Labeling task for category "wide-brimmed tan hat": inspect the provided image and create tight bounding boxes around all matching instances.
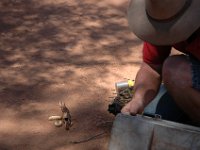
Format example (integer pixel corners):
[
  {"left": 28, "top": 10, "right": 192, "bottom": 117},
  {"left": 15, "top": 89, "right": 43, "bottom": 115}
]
[{"left": 128, "top": 0, "right": 200, "bottom": 45}]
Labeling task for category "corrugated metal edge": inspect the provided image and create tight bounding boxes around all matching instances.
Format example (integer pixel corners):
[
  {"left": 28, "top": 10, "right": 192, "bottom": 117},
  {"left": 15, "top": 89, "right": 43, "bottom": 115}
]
[
  {"left": 109, "top": 114, "right": 200, "bottom": 150},
  {"left": 118, "top": 113, "right": 200, "bottom": 132}
]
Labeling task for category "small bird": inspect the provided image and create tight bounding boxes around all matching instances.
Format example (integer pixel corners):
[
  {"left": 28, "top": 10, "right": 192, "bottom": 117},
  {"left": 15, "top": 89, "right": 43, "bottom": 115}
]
[
  {"left": 59, "top": 101, "right": 72, "bottom": 130},
  {"left": 48, "top": 101, "right": 72, "bottom": 130}
]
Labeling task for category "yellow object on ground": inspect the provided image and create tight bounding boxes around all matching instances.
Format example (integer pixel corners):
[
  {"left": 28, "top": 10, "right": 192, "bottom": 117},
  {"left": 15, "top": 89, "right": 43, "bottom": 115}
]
[{"left": 128, "top": 80, "right": 134, "bottom": 87}]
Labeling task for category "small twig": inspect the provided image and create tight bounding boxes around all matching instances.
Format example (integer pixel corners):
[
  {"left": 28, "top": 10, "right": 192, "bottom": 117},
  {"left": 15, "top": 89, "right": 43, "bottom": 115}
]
[
  {"left": 96, "top": 121, "right": 113, "bottom": 126},
  {"left": 101, "top": 121, "right": 113, "bottom": 124},
  {"left": 70, "top": 132, "right": 106, "bottom": 144}
]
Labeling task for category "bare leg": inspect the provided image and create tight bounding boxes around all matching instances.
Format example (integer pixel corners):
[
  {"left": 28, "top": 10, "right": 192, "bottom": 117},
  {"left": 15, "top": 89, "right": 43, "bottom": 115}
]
[{"left": 162, "top": 55, "right": 200, "bottom": 123}]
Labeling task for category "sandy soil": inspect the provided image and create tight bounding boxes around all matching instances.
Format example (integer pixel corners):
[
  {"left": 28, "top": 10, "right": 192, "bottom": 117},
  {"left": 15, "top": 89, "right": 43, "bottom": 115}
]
[{"left": 0, "top": 0, "right": 143, "bottom": 149}]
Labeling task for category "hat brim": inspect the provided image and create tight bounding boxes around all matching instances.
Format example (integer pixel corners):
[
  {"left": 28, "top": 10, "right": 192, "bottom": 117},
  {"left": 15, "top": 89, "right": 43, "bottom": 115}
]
[{"left": 128, "top": 0, "right": 200, "bottom": 45}]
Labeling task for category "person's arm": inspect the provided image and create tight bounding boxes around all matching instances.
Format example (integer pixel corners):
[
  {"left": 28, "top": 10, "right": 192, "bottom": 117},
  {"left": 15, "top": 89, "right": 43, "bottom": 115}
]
[
  {"left": 121, "top": 42, "right": 171, "bottom": 115},
  {"left": 121, "top": 62, "right": 162, "bottom": 115}
]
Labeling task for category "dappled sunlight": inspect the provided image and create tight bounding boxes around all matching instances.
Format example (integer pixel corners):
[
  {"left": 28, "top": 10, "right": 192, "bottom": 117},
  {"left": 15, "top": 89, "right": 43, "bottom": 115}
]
[{"left": 0, "top": 0, "right": 142, "bottom": 149}]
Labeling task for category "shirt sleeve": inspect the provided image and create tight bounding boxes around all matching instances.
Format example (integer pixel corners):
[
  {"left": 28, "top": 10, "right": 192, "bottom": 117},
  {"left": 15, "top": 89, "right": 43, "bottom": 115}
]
[
  {"left": 186, "top": 33, "right": 200, "bottom": 60},
  {"left": 143, "top": 42, "right": 171, "bottom": 65}
]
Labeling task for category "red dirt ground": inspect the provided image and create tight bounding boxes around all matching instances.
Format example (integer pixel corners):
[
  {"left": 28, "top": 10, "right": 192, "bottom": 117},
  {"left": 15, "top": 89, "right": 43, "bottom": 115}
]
[{"left": 0, "top": 0, "right": 143, "bottom": 149}]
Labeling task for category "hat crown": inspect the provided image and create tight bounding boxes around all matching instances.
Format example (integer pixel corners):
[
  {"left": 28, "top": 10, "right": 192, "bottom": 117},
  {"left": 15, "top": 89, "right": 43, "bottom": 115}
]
[{"left": 145, "top": 0, "right": 187, "bottom": 20}]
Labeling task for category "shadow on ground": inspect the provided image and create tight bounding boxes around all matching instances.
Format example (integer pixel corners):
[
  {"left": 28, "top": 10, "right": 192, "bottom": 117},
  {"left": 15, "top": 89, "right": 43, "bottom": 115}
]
[{"left": 0, "top": 0, "right": 142, "bottom": 149}]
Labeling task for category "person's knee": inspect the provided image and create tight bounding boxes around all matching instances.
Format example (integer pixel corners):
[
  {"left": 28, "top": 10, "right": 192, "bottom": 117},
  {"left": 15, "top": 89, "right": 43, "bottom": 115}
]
[{"left": 162, "top": 55, "right": 192, "bottom": 88}]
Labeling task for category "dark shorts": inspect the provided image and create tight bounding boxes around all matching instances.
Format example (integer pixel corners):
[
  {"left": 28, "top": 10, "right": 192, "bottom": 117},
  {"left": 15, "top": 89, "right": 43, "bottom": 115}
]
[
  {"left": 189, "top": 55, "right": 200, "bottom": 91},
  {"left": 145, "top": 91, "right": 199, "bottom": 126}
]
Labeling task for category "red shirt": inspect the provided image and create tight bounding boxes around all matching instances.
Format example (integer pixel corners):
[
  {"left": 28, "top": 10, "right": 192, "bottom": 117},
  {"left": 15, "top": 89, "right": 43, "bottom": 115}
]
[{"left": 143, "top": 31, "right": 200, "bottom": 65}]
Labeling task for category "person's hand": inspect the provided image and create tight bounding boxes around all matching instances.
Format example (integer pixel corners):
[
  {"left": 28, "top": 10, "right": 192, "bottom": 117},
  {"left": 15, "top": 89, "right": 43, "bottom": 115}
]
[{"left": 121, "top": 99, "right": 144, "bottom": 115}]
